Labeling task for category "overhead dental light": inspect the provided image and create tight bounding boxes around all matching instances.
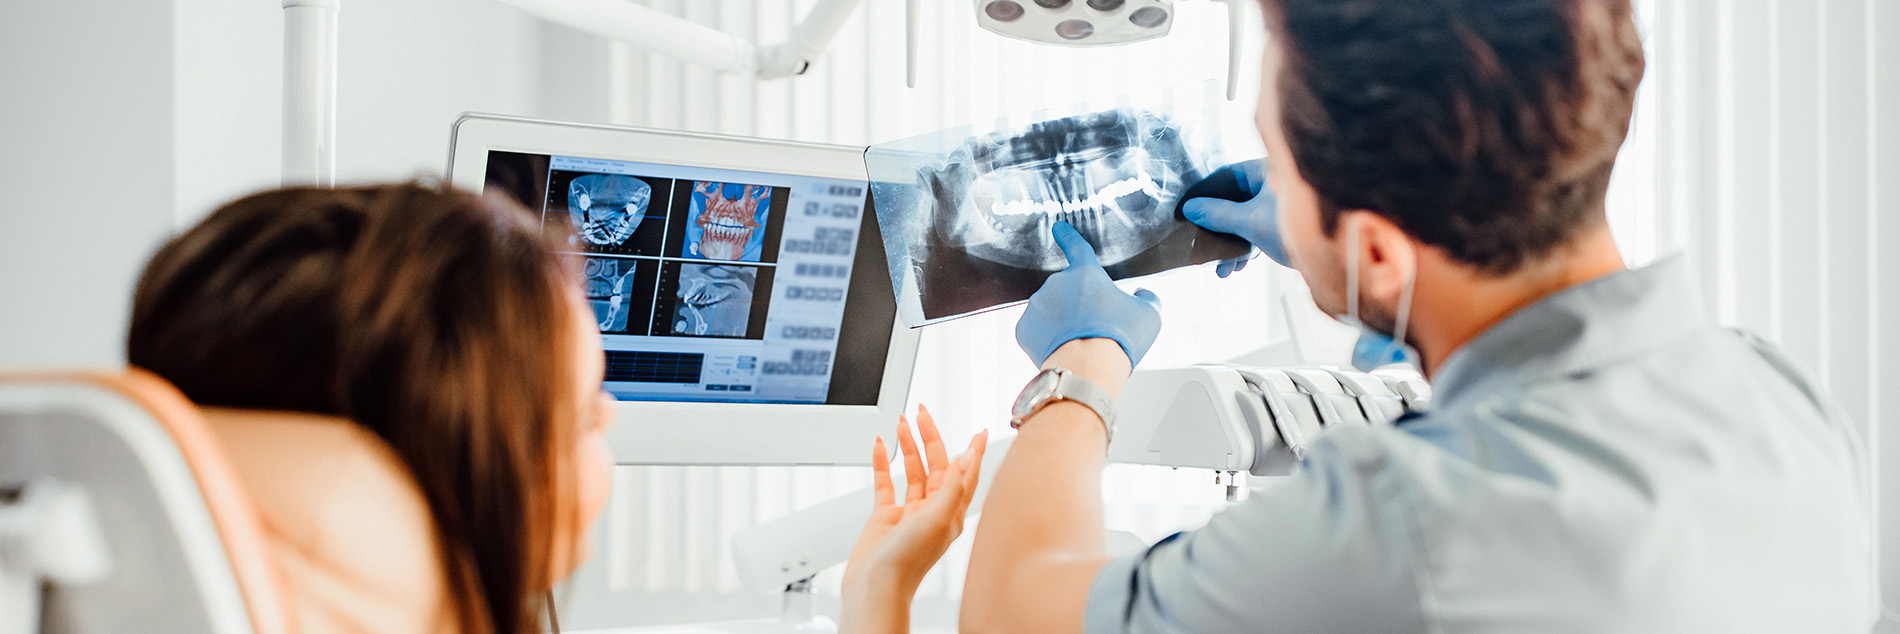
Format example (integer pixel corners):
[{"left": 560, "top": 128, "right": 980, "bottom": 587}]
[
  {"left": 908, "top": 0, "right": 1211, "bottom": 92},
  {"left": 975, "top": 0, "right": 1179, "bottom": 46},
  {"left": 954, "top": 0, "right": 1249, "bottom": 99}
]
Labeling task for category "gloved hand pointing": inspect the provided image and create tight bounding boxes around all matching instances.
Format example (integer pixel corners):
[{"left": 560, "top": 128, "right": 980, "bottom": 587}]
[
  {"left": 1015, "top": 222, "right": 1163, "bottom": 368},
  {"left": 1180, "top": 159, "right": 1290, "bottom": 277}
]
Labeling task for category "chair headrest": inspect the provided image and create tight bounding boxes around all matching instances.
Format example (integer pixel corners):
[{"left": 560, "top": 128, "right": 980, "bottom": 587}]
[{"left": 0, "top": 369, "right": 290, "bottom": 634}]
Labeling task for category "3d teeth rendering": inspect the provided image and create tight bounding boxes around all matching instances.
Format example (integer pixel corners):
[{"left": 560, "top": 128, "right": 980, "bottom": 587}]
[{"left": 693, "top": 181, "right": 768, "bottom": 260}]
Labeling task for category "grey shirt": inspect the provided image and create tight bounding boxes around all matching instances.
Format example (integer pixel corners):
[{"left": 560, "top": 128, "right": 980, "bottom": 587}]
[{"left": 1086, "top": 258, "right": 1875, "bottom": 633}]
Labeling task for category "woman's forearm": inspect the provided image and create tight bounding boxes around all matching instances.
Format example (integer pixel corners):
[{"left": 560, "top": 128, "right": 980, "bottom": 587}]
[{"left": 840, "top": 567, "right": 912, "bottom": 634}]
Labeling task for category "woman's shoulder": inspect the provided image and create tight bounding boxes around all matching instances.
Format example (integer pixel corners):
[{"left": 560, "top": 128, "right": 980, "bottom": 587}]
[{"left": 203, "top": 408, "right": 457, "bottom": 634}]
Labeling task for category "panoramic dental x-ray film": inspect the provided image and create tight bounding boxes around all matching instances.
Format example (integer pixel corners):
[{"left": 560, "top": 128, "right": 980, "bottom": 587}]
[{"left": 869, "top": 107, "right": 1249, "bottom": 326}]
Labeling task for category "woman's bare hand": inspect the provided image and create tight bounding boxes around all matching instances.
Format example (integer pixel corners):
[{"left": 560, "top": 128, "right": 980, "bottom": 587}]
[{"left": 840, "top": 405, "right": 987, "bottom": 634}]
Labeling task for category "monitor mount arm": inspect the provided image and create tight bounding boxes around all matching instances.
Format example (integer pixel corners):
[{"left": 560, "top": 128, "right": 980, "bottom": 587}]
[{"left": 279, "top": 0, "right": 868, "bottom": 186}]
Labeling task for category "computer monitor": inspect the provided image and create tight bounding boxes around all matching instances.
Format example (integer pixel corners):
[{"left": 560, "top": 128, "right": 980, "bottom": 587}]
[{"left": 448, "top": 114, "right": 920, "bottom": 465}]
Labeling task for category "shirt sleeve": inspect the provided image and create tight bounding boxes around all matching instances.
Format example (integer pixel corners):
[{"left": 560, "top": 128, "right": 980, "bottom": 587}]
[{"left": 1083, "top": 428, "right": 1433, "bottom": 634}]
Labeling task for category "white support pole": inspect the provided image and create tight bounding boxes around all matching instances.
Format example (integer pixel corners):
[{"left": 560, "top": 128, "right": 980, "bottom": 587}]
[
  {"left": 1224, "top": 0, "right": 1244, "bottom": 101},
  {"left": 283, "top": 0, "right": 339, "bottom": 186},
  {"left": 906, "top": 0, "right": 920, "bottom": 88},
  {"left": 0, "top": 564, "right": 31, "bottom": 634}
]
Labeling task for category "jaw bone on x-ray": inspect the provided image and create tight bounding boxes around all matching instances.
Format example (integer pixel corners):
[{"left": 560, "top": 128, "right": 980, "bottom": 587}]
[
  {"left": 673, "top": 263, "right": 757, "bottom": 337},
  {"left": 568, "top": 174, "right": 652, "bottom": 248},
  {"left": 869, "top": 107, "right": 1250, "bottom": 325},
  {"left": 932, "top": 110, "right": 1187, "bottom": 271}
]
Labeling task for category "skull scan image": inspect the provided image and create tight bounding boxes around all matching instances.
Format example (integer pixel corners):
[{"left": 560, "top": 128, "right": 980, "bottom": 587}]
[
  {"left": 924, "top": 110, "right": 1200, "bottom": 271},
  {"left": 568, "top": 174, "right": 651, "bottom": 248},
  {"left": 584, "top": 257, "right": 642, "bottom": 334},
  {"left": 672, "top": 263, "right": 756, "bottom": 337},
  {"left": 689, "top": 181, "right": 770, "bottom": 261}
]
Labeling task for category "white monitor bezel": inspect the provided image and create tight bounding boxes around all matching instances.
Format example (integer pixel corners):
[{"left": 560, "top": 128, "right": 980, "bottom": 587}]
[{"left": 448, "top": 113, "right": 919, "bottom": 466}]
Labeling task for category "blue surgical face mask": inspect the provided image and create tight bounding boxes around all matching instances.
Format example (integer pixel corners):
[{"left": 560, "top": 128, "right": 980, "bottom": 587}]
[{"left": 1338, "top": 227, "right": 1418, "bottom": 372}]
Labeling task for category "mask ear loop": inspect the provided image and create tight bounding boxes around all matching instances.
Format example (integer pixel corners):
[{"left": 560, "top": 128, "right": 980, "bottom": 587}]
[
  {"left": 1391, "top": 258, "right": 1416, "bottom": 356},
  {"left": 1346, "top": 216, "right": 1418, "bottom": 362},
  {"left": 1345, "top": 220, "right": 1361, "bottom": 325}
]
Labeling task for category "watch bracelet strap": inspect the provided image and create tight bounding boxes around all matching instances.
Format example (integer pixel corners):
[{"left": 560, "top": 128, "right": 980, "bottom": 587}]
[
  {"left": 1023, "top": 369, "right": 1114, "bottom": 451},
  {"left": 1056, "top": 371, "right": 1116, "bottom": 431}
]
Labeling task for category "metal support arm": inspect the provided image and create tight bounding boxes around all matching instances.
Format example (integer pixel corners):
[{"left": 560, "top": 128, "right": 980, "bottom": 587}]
[{"left": 491, "top": 0, "right": 866, "bottom": 79}]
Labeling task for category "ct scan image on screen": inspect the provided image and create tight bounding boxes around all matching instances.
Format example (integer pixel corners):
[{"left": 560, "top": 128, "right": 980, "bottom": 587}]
[
  {"left": 682, "top": 181, "right": 773, "bottom": 261},
  {"left": 583, "top": 256, "right": 659, "bottom": 335},
  {"left": 548, "top": 172, "right": 671, "bottom": 257},
  {"left": 482, "top": 151, "right": 879, "bottom": 405}
]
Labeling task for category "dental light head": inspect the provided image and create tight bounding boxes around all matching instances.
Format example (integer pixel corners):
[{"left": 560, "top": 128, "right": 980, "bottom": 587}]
[
  {"left": 975, "top": 0, "right": 1176, "bottom": 46},
  {"left": 951, "top": 0, "right": 1250, "bottom": 99}
]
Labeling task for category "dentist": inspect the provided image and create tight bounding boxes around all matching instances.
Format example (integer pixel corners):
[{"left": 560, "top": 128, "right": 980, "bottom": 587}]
[{"left": 957, "top": 0, "right": 1874, "bottom": 632}]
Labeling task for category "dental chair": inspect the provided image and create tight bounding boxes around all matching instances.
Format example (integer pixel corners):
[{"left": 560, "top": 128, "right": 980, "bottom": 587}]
[
  {"left": 2, "top": 370, "right": 455, "bottom": 634},
  {"left": 0, "top": 370, "right": 289, "bottom": 634}
]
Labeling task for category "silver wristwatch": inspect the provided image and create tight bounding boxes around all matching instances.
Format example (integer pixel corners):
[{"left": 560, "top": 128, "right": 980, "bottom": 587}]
[{"left": 1009, "top": 367, "right": 1116, "bottom": 447}]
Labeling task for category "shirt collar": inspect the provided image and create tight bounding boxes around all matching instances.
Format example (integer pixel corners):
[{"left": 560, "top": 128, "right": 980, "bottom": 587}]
[{"left": 1426, "top": 255, "right": 1708, "bottom": 413}]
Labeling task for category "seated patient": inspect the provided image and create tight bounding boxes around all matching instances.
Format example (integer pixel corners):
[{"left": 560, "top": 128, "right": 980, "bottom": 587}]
[{"left": 125, "top": 183, "right": 980, "bottom": 634}]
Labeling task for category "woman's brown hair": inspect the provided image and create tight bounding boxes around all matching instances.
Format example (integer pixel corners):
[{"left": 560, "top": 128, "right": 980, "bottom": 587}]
[{"left": 128, "top": 183, "right": 583, "bottom": 634}]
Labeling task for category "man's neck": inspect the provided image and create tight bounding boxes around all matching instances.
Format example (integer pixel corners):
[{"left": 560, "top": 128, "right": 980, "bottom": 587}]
[{"left": 1409, "top": 225, "right": 1627, "bottom": 379}]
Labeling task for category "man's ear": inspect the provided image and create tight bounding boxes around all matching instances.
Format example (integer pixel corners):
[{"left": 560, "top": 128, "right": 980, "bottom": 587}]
[{"left": 1341, "top": 210, "right": 1417, "bottom": 307}]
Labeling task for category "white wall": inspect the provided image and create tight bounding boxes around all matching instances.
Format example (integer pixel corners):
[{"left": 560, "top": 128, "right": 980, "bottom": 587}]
[
  {"left": 173, "top": 0, "right": 282, "bottom": 227},
  {"left": 0, "top": 1, "right": 178, "bottom": 367},
  {"left": 0, "top": 0, "right": 564, "bottom": 368},
  {"left": 171, "top": 0, "right": 556, "bottom": 225}
]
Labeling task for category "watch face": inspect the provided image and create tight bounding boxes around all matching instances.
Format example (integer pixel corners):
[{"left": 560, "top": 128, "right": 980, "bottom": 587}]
[{"left": 1012, "top": 369, "right": 1063, "bottom": 418}]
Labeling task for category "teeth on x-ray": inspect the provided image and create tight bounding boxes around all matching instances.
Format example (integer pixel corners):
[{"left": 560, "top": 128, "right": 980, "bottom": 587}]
[
  {"left": 569, "top": 174, "right": 651, "bottom": 247},
  {"left": 986, "top": 173, "right": 1163, "bottom": 219},
  {"left": 924, "top": 109, "right": 1198, "bottom": 271}
]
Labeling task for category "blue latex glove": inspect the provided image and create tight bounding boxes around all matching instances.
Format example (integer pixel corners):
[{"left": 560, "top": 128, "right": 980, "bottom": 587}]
[
  {"left": 1180, "top": 159, "right": 1290, "bottom": 277},
  {"left": 1015, "top": 221, "right": 1164, "bottom": 368}
]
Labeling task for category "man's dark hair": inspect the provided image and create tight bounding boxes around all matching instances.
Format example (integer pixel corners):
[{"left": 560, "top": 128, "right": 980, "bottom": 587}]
[{"left": 1259, "top": 0, "right": 1645, "bottom": 274}]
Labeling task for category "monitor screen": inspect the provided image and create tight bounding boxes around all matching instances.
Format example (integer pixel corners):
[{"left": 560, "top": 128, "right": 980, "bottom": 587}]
[{"left": 481, "top": 150, "right": 894, "bottom": 406}]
